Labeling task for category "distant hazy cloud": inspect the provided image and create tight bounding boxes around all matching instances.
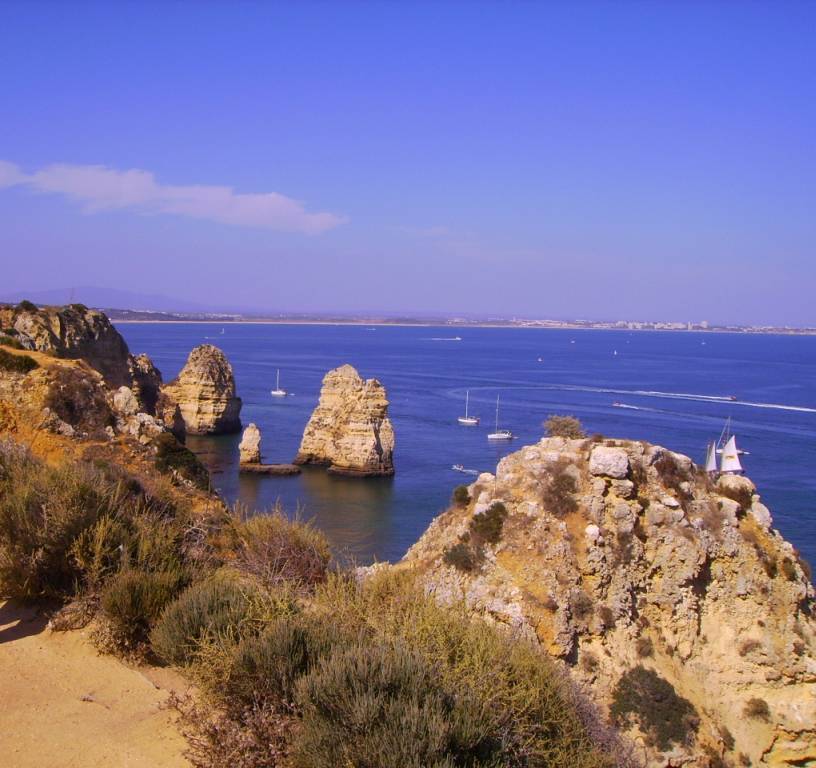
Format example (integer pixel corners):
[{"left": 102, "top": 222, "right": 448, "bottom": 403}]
[{"left": 0, "top": 160, "right": 347, "bottom": 234}]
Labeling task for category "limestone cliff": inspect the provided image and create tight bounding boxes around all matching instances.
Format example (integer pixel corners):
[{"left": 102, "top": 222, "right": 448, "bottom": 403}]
[
  {"left": 402, "top": 437, "right": 815, "bottom": 767},
  {"left": 294, "top": 364, "right": 394, "bottom": 476},
  {"left": 0, "top": 303, "right": 133, "bottom": 388},
  {"left": 161, "top": 344, "right": 241, "bottom": 435}
]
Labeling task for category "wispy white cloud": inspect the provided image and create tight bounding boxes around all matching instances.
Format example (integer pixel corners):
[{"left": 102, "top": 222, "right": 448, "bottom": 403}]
[{"left": 0, "top": 160, "right": 347, "bottom": 234}]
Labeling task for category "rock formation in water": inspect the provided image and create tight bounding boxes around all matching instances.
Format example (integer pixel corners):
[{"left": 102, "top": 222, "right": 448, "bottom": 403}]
[
  {"left": 294, "top": 364, "right": 394, "bottom": 476},
  {"left": 0, "top": 303, "right": 133, "bottom": 387},
  {"left": 401, "top": 437, "right": 816, "bottom": 767},
  {"left": 161, "top": 344, "right": 241, "bottom": 435},
  {"left": 239, "top": 423, "right": 262, "bottom": 464}
]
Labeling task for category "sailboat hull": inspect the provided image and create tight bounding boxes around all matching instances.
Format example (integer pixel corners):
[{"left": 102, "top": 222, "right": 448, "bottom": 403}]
[
  {"left": 487, "top": 431, "right": 513, "bottom": 440},
  {"left": 458, "top": 417, "right": 479, "bottom": 425}
]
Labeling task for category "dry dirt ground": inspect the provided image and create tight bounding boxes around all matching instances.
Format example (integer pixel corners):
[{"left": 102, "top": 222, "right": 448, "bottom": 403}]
[{"left": 0, "top": 600, "right": 190, "bottom": 768}]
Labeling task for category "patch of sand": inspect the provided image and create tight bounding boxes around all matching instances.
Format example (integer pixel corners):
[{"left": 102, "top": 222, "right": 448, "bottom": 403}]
[{"left": 0, "top": 600, "right": 190, "bottom": 768}]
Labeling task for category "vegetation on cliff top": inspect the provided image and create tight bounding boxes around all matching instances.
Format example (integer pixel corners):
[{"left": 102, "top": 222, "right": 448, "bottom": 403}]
[{"left": 0, "top": 438, "right": 624, "bottom": 767}]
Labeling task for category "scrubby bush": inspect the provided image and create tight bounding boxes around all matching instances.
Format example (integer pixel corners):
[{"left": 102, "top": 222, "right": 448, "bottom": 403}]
[
  {"left": 470, "top": 501, "right": 507, "bottom": 545},
  {"left": 15, "top": 299, "right": 37, "bottom": 312},
  {"left": 636, "top": 636, "right": 654, "bottom": 658},
  {"left": 44, "top": 366, "right": 114, "bottom": 433},
  {"left": 610, "top": 666, "right": 698, "bottom": 751},
  {"left": 292, "top": 641, "right": 497, "bottom": 768},
  {"left": 226, "top": 613, "right": 351, "bottom": 710},
  {"left": 781, "top": 557, "right": 798, "bottom": 582},
  {"left": 717, "top": 483, "right": 753, "bottom": 510},
  {"left": 151, "top": 574, "right": 261, "bottom": 665},
  {"left": 452, "top": 484, "right": 471, "bottom": 507},
  {"left": 225, "top": 512, "right": 330, "bottom": 591},
  {"left": 0, "top": 347, "right": 38, "bottom": 373},
  {"left": 738, "top": 638, "right": 762, "bottom": 657},
  {"left": 100, "top": 568, "right": 188, "bottom": 651},
  {"left": 0, "top": 452, "right": 126, "bottom": 598},
  {"left": 572, "top": 591, "right": 595, "bottom": 621},
  {"left": 654, "top": 453, "right": 691, "bottom": 497},
  {"left": 743, "top": 697, "right": 770, "bottom": 721},
  {"left": 542, "top": 463, "right": 579, "bottom": 517},
  {"left": 544, "top": 414, "right": 586, "bottom": 439},
  {"left": 153, "top": 432, "right": 209, "bottom": 490},
  {"left": 0, "top": 334, "right": 24, "bottom": 349},
  {"left": 442, "top": 540, "right": 478, "bottom": 572}
]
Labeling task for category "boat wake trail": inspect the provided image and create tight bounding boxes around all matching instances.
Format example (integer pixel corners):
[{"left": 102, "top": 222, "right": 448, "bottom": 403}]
[{"left": 554, "top": 386, "right": 816, "bottom": 413}]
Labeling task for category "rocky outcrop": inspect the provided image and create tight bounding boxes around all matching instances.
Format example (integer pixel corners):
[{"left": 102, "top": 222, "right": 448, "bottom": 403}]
[
  {"left": 161, "top": 344, "right": 241, "bottom": 435},
  {"left": 0, "top": 303, "right": 132, "bottom": 387},
  {"left": 239, "top": 423, "right": 262, "bottom": 464},
  {"left": 129, "top": 353, "right": 162, "bottom": 414},
  {"left": 402, "top": 437, "right": 816, "bottom": 767},
  {"left": 294, "top": 364, "right": 394, "bottom": 476}
]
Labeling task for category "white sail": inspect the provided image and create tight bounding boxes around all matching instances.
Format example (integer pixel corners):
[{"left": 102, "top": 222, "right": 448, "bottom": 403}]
[
  {"left": 705, "top": 442, "right": 718, "bottom": 473},
  {"left": 719, "top": 436, "right": 743, "bottom": 473}
]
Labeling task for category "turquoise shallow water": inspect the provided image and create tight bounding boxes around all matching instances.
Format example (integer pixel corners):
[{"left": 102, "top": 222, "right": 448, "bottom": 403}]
[{"left": 117, "top": 323, "right": 816, "bottom": 568}]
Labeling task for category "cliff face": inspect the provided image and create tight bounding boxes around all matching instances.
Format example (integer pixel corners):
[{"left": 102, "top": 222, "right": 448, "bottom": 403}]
[
  {"left": 294, "top": 364, "right": 394, "bottom": 476},
  {"left": 161, "top": 344, "right": 241, "bottom": 435},
  {"left": 403, "top": 437, "right": 815, "bottom": 767},
  {"left": 1, "top": 303, "right": 133, "bottom": 388}
]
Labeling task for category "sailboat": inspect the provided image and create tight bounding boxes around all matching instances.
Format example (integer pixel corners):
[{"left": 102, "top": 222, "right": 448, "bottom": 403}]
[
  {"left": 713, "top": 417, "right": 748, "bottom": 474},
  {"left": 270, "top": 369, "right": 288, "bottom": 397},
  {"left": 457, "top": 391, "right": 479, "bottom": 425},
  {"left": 704, "top": 441, "right": 718, "bottom": 474},
  {"left": 487, "top": 395, "right": 513, "bottom": 440}
]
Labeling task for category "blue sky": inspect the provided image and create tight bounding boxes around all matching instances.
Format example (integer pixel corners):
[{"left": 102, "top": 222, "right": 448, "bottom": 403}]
[{"left": 1, "top": 2, "right": 813, "bottom": 324}]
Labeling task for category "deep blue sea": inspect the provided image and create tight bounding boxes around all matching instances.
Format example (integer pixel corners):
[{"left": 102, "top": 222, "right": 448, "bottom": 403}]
[{"left": 117, "top": 323, "right": 816, "bottom": 568}]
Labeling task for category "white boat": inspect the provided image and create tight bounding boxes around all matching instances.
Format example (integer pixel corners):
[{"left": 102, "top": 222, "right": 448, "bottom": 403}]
[
  {"left": 713, "top": 418, "right": 748, "bottom": 474},
  {"left": 704, "top": 441, "right": 718, "bottom": 474},
  {"left": 487, "top": 395, "right": 513, "bottom": 440},
  {"left": 612, "top": 402, "right": 639, "bottom": 410},
  {"left": 452, "top": 464, "right": 479, "bottom": 475},
  {"left": 457, "top": 391, "right": 479, "bottom": 425},
  {"left": 270, "top": 369, "right": 288, "bottom": 397}
]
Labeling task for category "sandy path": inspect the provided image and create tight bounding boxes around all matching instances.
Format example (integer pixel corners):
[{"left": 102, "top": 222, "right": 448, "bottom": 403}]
[{"left": 0, "top": 601, "right": 190, "bottom": 768}]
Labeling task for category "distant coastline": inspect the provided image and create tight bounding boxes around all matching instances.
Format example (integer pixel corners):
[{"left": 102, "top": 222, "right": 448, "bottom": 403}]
[{"left": 109, "top": 312, "right": 816, "bottom": 336}]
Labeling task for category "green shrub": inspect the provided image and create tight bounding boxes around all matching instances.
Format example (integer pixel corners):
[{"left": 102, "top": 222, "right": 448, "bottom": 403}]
[
  {"left": 310, "top": 570, "right": 618, "bottom": 767},
  {"left": 543, "top": 463, "right": 579, "bottom": 517},
  {"left": 0, "top": 347, "right": 38, "bottom": 373},
  {"left": 153, "top": 432, "right": 209, "bottom": 490},
  {"left": 225, "top": 613, "right": 346, "bottom": 709},
  {"left": 151, "top": 575, "right": 258, "bottom": 665},
  {"left": 15, "top": 299, "right": 37, "bottom": 312},
  {"left": 226, "top": 512, "right": 330, "bottom": 591},
  {"left": 0, "top": 452, "right": 128, "bottom": 599},
  {"left": 781, "top": 557, "right": 797, "bottom": 582},
  {"left": 101, "top": 568, "right": 188, "bottom": 651},
  {"left": 743, "top": 697, "right": 770, "bottom": 721},
  {"left": 442, "top": 540, "right": 478, "bottom": 572},
  {"left": 470, "top": 501, "right": 507, "bottom": 545},
  {"left": 610, "top": 666, "right": 699, "bottom": 751},
  {"left": 544, "top": 415, "right": 586, "bottom": 439},
  {"left": 0, "top": 334, "right": 24, "bottom": 349},
  {"left": 452, "top": 484, "right": 471, "bottom": 507},
  {"left": 292, "top": 641, "right": 497, "bottom": 768},
  {"left": 572, "top": 591, "right": 594, "bottom": 621}
]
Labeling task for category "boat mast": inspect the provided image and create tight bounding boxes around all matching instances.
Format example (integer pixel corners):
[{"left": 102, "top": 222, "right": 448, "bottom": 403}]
[
  {"left": 465, "top": 391, "right": 469, "bottom": 418},
  {"left": 495, "top": 395, "right": 500, "bottom": 432},
  {"left": 276, "top": 369, "right": 280, "bottom": 390}
]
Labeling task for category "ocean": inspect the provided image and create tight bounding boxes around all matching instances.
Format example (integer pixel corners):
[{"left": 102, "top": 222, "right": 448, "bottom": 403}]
[{"left": 117, "top": 323, "right": 816, "bottom": 568}]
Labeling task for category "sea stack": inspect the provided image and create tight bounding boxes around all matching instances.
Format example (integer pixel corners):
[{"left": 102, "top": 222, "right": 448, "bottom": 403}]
[
  {"left": 161, "top": 344, "right": 241, "bottom": 435},
  {"left": 239, "top": 423, "right": 262, "bottom": 464},
  {"left": 294, "top": 364, "right": 394, "bottom": 476}
]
